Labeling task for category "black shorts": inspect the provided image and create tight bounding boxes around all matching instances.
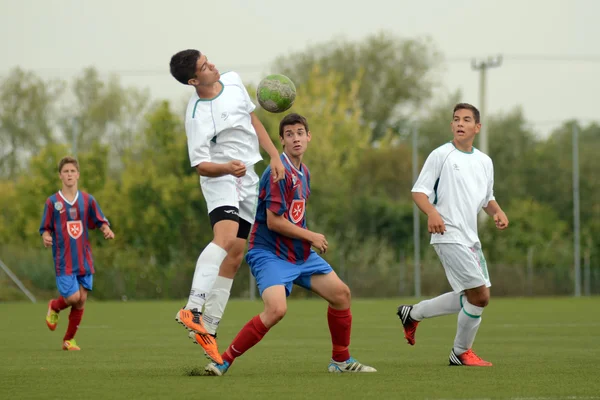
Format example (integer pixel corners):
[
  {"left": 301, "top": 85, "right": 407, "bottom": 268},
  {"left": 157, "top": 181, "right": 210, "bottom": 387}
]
[{"left": 209, "top": 206, "right": 252, "bottom": 239}]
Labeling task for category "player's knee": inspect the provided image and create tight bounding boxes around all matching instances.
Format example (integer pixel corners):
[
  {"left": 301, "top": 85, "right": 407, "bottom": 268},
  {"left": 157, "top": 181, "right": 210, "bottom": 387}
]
[
  {"left": 74, "top": 294, "right": 87, "bottom": 309},
  {"left": 331, "top": 283, "right": 351, "bottom": 308},
  {"left": 220, "top": 251, "right": 244, "bottom": 277},
  {"left": 470, "top": 294, "right": 489, "bottom": 308},
  {"left": 65, "top": 292, "right": 81, "bottom": 306},
  {"left": 479, "top": 296, "right": 490, "bottom": 308},
  {"left": 229, "top": 249, "right": 245, "bottom": 271},
  {"left": 263, "top": 304, "right": 287, "bottom": 327},
  {"left": 213, "top": 236, "right": 237, "bottom": 252}
]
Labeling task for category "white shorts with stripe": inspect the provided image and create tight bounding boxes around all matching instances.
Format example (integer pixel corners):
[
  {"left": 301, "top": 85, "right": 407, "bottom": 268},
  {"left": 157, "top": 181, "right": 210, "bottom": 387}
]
[
  {"left": 433, "top": 243, "right": 491, "bottom": 293},
  {"left": 199, "top": 164, "right": 259, "bottom": 224}
]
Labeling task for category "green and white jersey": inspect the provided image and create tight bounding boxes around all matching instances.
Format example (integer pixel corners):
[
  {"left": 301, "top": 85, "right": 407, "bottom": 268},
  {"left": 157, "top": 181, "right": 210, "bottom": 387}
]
[
  {"left": 412, "top": 142, "right": 495, "bottom": 248},
  {"left": 184, "top": 71, "right": 262, "bottom": 168}
]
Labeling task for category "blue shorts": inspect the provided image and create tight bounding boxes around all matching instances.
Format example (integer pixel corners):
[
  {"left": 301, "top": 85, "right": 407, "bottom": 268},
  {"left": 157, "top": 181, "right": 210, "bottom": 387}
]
[
  {"left": 246, "top": 249, "right": 333, "bottom": 297},
  {"left": 56, "top": 274, "right": 93, "bottom": 298}
]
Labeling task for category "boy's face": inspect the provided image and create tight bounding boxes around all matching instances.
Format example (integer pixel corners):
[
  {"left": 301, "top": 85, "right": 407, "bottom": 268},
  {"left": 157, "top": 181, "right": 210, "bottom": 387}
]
[
  {"left": 280, "top": 123, "right": 311, "bottom": 158},
  {"left": 451, "top": 108, "right": 481, "bottom": 143},
  {"left": 189, "top": 54, "right": 220, "bottom": 86},
  {"left": 59, "top": 163, "right": 79, "bottom": 188}
]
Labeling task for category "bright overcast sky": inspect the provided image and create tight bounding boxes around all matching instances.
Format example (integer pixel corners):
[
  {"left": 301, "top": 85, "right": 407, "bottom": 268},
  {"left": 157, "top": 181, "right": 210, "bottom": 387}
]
[{"left": 1, "top": 0, "right": 597, "bottom": 136}]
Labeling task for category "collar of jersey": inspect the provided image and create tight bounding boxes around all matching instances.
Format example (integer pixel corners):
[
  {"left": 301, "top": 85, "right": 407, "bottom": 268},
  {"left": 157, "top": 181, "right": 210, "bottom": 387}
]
[
  {"left": 450, "top": 140, "right": 475, "bottom": 154},
  {"left": 58, "top": 190, "right": 80, "bottom": 206},
  {"left": 282, "top": 153, "right": 303, "bottom": 176},
  {"left": 196, "top": 81, "right": 225, "bottom": 102}
]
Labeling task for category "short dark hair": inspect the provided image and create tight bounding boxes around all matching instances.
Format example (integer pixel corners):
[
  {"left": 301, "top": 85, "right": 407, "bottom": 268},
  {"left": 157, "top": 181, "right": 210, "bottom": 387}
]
[
  {"left": 453, "top": 103, "right": 480, "bottom": 123},
  {"left": 170, "top": 49, "right": 201, "bottom": 85},
  {"left": 279, "top": 113, "right": 309, "bottom": 138},
  {"left": 58, "top": 156, "right": 79, "bottom": 173}
]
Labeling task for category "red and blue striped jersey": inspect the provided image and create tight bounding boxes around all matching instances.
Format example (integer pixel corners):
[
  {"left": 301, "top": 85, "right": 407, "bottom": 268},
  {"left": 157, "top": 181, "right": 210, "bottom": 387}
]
[
  {"left": 39, "top": 191, "right": 109, "bottom": 276},
  {"left": 249, "top": 153, "right": 311, "bottom": 264}
]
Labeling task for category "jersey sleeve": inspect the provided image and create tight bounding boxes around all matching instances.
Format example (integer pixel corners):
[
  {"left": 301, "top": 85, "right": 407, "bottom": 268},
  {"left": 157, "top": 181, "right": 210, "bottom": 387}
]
[
  {"left": 264, "top": 170, "right": 288, "bottom": 216},
  {"left": 305, "top": 165, "right": 311, "bottom": 198},
  {"left": 484, "top": 159, "right": 496, "bottom": 206},
  {"left": 185, "top": 118, "right": 212, "bottom": 167},
  {"left": 39, "top": 198, "right": 54, "bottom": 235},
  {"left": 231, "top": 71, "right": 256, "bottom": 114},
  {"left": 411, "top": 150, "right": 443, "bottom": 198},
  {"left": 87, "top": 195, "right": 109, "bottom": 229}
]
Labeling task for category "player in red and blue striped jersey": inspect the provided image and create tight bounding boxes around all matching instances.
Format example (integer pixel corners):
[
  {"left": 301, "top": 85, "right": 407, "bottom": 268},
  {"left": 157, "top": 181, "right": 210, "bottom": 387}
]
[
  {"left": 203, "top": 113, "right": 376, "bottom": 375},
  {"left": 248, "top": 141, "right": 312, "bottom": 265},
  {"left": 40, "top": 156, "right": 114, "bottom": 351}
]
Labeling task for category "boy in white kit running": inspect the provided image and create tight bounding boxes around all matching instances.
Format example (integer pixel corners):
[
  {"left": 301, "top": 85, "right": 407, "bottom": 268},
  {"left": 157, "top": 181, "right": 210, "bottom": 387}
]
[
  {"left": 169, "top": 49, "right": 285, "bottom": 364},
  {"left": 397, "top": 103, "right": 509, "bottom": 367}
]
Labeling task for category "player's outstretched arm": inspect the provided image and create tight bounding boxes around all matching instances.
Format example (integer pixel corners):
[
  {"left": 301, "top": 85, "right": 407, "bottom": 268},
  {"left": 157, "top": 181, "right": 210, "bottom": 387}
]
[
  {"left": 266, "top": 210, "right": 328, "bottom": 253},
  {"left": 250, "top": 113, "right": 285, "bottom": 182},
  {"left": 483, "top": 200, "right": 509, "bottom": 230}
]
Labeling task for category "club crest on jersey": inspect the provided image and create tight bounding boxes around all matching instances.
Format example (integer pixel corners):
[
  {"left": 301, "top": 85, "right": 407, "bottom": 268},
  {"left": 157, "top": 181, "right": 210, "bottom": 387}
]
[
  {"left": 54, "top": 201, "right": 63, "bottom": 211},
  {"left": 292, "top": 175, "right": 298, "bottom": 186},
  {"left": 69, "top": 207, "right": 78, "bottom": 220},
  {"left": 67, "top": 221, "right": 83, "bottom": 239},
  {"left": 289, "top": 199, "right": 305, "bottom": 224}
]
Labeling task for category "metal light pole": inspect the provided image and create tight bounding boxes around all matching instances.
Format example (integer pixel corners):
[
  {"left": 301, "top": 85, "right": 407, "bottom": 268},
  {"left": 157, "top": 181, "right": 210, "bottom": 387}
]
[
  {"left": 472, "top": 55, "right": 502, "bottom": 224},
  {"left": 471, "top": 55, "right": 503, "bottom": 156},
  {"left": 572, "top": 124, "right": 581, "bottom": 297},
  {"left": 412, "top": 124, "right": 421, "bottom": 298}
]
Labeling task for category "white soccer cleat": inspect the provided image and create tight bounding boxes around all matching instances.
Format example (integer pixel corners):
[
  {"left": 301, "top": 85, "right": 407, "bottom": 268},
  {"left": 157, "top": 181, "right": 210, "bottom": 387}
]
[{"left": 327, "top": 357, "right": 377, "bottom": 373}]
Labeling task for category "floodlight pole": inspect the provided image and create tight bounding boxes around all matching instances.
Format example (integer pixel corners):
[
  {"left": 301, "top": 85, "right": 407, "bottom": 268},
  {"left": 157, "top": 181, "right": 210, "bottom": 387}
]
[
  {"left": 412, "top": 124, "right": 421, "bottom": 298},
  {"left": 472, "top": 55, "right": 502, "bottom": 224},
  {"left": 573, "top": 124, "right": 581, "bottom": 297}
]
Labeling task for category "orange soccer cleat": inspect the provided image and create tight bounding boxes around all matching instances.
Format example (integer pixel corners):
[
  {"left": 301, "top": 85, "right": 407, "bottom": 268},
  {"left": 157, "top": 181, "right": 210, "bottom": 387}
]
[
  {"left": 397, "top": 305, "right": 420, "bottom": 346},
  {"left": 449, "top": 348, "right": 492, "bottom": 367},
  {"left": 46, "top": 300, "right": 59, "bottom": 331},
  {"left": 188, "top": 331, "right": 223, "bottom": 365},
  {"left": 175, "top": 308, "right": 208, "bottom": 335},
  {"left": 62, "top": 339, "right": 81, "bottom": 351}
]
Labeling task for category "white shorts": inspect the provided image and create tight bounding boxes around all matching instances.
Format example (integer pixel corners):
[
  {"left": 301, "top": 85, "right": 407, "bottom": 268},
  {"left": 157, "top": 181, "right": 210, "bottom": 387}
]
[
  {"left": 199, "top": 165, "right": 259, "bottom": 224},
  {"left": 433, "top": 243, "right": 491, "bottom": 293}
]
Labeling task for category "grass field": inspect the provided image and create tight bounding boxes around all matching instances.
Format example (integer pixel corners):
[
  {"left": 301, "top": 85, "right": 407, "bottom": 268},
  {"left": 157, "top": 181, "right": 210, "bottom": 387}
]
[{"left": 1, "top": 297, "right": 599, "bottom": 399}]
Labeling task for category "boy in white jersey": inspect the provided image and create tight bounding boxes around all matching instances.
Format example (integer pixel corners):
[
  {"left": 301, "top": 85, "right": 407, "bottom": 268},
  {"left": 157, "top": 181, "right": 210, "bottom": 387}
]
[
  {"left": 169, "top": 49, "right": 285, "bottom": 364},
  {"left": 397, "top": 103, "right": 509, "bottom": 367}
]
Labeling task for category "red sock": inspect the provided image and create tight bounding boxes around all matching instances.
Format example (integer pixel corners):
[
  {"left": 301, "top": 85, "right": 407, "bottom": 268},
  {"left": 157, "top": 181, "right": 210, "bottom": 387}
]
[
  {"left": 328, "top": 306, "right": 352, "bottom": 362},
  {"left": 222, "top": 315, "right": 270, "bottom": 365},
  {"left": 51, "top": 297, "right": 69, "bottom": 312},
  {"left": 63, "top": 308, "right": 84, "bottom": 341}
]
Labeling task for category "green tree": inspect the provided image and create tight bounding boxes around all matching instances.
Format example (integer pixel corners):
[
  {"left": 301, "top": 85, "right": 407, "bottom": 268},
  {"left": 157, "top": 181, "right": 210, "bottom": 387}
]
[
  {"left": 255, "top": 66, "right": 371, "bottom": 231},
  {"left": 487, "top": 107, "right": 540, "bottom": 202},
  {"left": 273, "top": 32, "right": 441, "bottom": 139},
  {"left": 59, "top": 67, "right": 150, "bottom": 163},
  {"left": 0, "top": 68, "right": 63, "bottom": 179}
]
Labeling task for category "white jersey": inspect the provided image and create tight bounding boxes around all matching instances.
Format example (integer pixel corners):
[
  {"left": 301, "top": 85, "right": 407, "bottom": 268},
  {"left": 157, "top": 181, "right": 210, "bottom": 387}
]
[
  {"left": 184, "top": 71, "right": 262, "bottom": 168},
  {"left": 412, "top": 142, "right": 495, "bottom": 248}
]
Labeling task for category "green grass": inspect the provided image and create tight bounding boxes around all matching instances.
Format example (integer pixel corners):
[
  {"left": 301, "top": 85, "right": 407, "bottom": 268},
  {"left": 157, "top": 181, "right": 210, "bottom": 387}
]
[{"left": 1, "top": 298, "right": 599, "bottom": 399}]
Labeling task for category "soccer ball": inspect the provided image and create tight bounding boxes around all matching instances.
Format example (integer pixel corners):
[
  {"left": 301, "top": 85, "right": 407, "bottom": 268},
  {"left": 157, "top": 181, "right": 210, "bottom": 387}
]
[{"left": 256, "top": 74, "right": 296, "bottom": 113}]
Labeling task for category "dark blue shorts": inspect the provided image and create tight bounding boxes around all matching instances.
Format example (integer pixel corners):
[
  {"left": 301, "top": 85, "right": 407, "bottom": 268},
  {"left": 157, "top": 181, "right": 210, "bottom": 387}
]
[
  {"left": 246, "top": 249, "right": 333, "bottom": 297},
  {"left": 56, "top": 274, "right": 93, "bottom": 298}
]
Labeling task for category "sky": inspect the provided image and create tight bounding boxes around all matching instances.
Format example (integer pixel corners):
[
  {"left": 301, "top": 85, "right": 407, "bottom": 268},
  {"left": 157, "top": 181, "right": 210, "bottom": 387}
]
[{"left": 1, "top": 0, "right": 598, "bottom": 137}]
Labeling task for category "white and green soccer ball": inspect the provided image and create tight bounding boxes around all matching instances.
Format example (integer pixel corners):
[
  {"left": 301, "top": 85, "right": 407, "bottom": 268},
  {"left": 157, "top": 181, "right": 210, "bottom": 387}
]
[{"left": 256, "top": 74, "right": 296, "bottom": 113}]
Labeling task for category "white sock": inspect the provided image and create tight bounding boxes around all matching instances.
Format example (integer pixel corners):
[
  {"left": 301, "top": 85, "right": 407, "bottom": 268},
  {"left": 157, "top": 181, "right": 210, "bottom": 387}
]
[
  {"left": 203, "top": 276, "right": 234, "bottom": 335},
  {"left": 410, "top": 292, "right": 463, "bottom": 321},
  {"left": 185, "top": 243, "right": 227, "bottom": 311},
  {"left": 453, "top": 300, "right": 484, "bottom": 355}
]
